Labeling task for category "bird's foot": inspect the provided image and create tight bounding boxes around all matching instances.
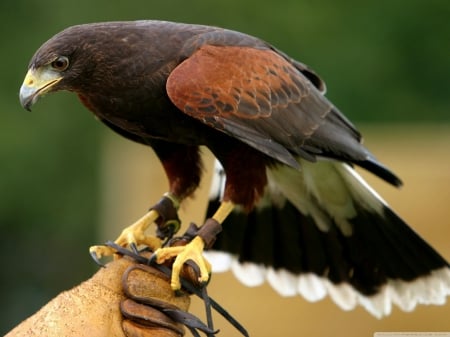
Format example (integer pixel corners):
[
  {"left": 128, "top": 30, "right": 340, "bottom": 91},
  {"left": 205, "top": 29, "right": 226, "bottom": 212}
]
[
  {"left": 90, "top": 194, "right": 181, "bottom": 263},
  {"left": 154, "top": 236, "right": 211, "bottom": 290},
  {"left": 153, "top": 218, "right": 223, "bottom": 291},
  {"left": 90, "top": 209, "right": 162, "bottom": 263}
]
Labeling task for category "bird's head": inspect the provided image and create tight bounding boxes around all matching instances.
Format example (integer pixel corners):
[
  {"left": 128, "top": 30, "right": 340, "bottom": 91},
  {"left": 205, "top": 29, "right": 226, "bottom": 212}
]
[
  {"left": 19, "top": 24, "right": 113, "bottom": 111},
  {"left": 20, "top": 21, "right": 184, "bottom": 112},
  {"left": 20, "top": 29, "right": 81, "bottom": 111}
]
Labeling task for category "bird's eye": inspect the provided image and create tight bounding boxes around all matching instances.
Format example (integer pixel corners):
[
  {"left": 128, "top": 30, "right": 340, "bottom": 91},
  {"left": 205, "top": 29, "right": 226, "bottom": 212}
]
[{"left": 51, "top": 56, "right": 69, "bottom": 71}]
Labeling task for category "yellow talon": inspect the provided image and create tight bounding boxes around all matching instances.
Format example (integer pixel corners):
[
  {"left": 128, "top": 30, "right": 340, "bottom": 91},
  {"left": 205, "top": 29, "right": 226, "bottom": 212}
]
[
  {"left": 154, "top": 201, "right": 235, "bottom": 290},
  {"left": 155, "top": 236, "right": 211, "bottom": 290},
  {"left": 90, "top": 209, "right": 161, "bottom": 260}
]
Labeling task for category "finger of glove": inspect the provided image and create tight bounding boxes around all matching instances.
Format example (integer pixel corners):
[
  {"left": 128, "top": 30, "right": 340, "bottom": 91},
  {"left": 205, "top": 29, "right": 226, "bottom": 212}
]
[
  {"left": 121, "top": 299, "right": 184, "bottom": 335},
  {"left": 122, "top": 264, "right": 190, "bottom": 310}
]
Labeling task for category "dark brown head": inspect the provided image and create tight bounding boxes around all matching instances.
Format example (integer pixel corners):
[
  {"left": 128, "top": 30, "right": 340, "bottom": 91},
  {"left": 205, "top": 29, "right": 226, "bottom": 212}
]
[
  {"left": 20, "top": 24, "right": 98, "bottom": 110},
  {"left": 19, "top": 22, "right": 157, "bottom": 111}
]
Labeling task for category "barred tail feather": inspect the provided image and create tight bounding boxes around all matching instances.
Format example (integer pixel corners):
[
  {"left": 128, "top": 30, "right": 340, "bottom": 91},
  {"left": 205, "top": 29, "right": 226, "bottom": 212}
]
[{"left": 205, "top": 159, "right": 450, "bottom": 318}]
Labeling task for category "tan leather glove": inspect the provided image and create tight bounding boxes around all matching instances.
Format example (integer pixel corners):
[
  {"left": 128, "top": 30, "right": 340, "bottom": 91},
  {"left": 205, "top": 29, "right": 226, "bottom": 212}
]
[{"left": 5, "top": 254, "right": 191, "bottom": 337}]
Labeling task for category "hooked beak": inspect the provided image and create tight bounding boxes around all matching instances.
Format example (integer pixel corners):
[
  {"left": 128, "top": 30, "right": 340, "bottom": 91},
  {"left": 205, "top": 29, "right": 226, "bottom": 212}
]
[{"left": 19, "top": 68, "right": 62, "bottom": 111}]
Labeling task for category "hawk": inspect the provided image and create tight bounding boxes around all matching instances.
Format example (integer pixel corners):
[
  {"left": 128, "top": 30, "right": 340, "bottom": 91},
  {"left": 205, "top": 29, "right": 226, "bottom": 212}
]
[{"left": 19, "top": 20, "right": 449, "bottom": 318}]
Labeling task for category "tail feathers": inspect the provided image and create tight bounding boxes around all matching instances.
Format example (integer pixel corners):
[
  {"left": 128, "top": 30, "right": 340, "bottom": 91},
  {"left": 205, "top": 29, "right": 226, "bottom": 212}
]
[
  {"left": 356, "top": 155, "right": 403, "bottom": 187},
  {"left": 205, "top": 159, "right": 450, "bottom": 317}
]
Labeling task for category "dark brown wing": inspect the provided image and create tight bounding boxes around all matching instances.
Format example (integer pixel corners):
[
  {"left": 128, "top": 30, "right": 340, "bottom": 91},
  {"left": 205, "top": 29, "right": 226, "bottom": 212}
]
[{"left": 166, "top": 45, "right": 401, "bottom": 185}]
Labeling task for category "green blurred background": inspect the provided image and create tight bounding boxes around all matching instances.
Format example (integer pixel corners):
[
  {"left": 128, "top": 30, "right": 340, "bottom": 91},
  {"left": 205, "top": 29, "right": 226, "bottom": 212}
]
[{"left": 1, "top": 0, "right": 449, "bottom": 335}]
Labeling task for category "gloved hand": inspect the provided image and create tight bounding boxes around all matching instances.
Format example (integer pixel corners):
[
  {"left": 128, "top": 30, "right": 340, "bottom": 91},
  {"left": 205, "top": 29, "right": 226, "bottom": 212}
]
[{"left": 5, "top": 253, "right": 191, "bottom": 337}]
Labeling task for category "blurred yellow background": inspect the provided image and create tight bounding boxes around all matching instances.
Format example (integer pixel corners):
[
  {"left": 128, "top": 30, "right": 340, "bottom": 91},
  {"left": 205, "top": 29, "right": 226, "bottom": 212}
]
[{"left": 100, "top": 124, "right": 450, "bottom": 336}]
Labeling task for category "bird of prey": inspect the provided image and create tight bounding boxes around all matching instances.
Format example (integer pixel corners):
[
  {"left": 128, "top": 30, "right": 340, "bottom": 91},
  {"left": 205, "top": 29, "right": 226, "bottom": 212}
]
[{"left": 19, "top": 20, "right": 449, "bottom": 318}]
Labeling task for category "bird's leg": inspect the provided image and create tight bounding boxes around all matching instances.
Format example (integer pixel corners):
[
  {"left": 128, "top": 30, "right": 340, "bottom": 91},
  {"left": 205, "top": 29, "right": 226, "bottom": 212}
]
[
  {"left": 154, "top": 201, "right": 235, "bottom": 290},
  {"left": 90, "top": 193, "right": 181, "bottom": 261}
]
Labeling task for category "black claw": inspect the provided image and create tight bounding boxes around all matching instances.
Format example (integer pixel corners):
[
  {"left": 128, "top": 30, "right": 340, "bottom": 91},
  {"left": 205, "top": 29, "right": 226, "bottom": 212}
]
[
  {"left": 148, "top": 252, "right": 158, "bottom": 266},
  {"left": 174, "top": 288, "right": 185, "bottom": 297},
  {"left": 89, "top": 249, "right": 106, "bottom": 268}
]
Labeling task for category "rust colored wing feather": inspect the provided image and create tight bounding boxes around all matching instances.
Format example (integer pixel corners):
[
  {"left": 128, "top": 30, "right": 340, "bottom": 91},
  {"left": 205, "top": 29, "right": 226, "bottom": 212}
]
[
  {"left": 166, "top": 44, "right": 396, "bottom": 184},
  {"left": 168, "top": 45, "right": 309, "bottom": 120}
]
